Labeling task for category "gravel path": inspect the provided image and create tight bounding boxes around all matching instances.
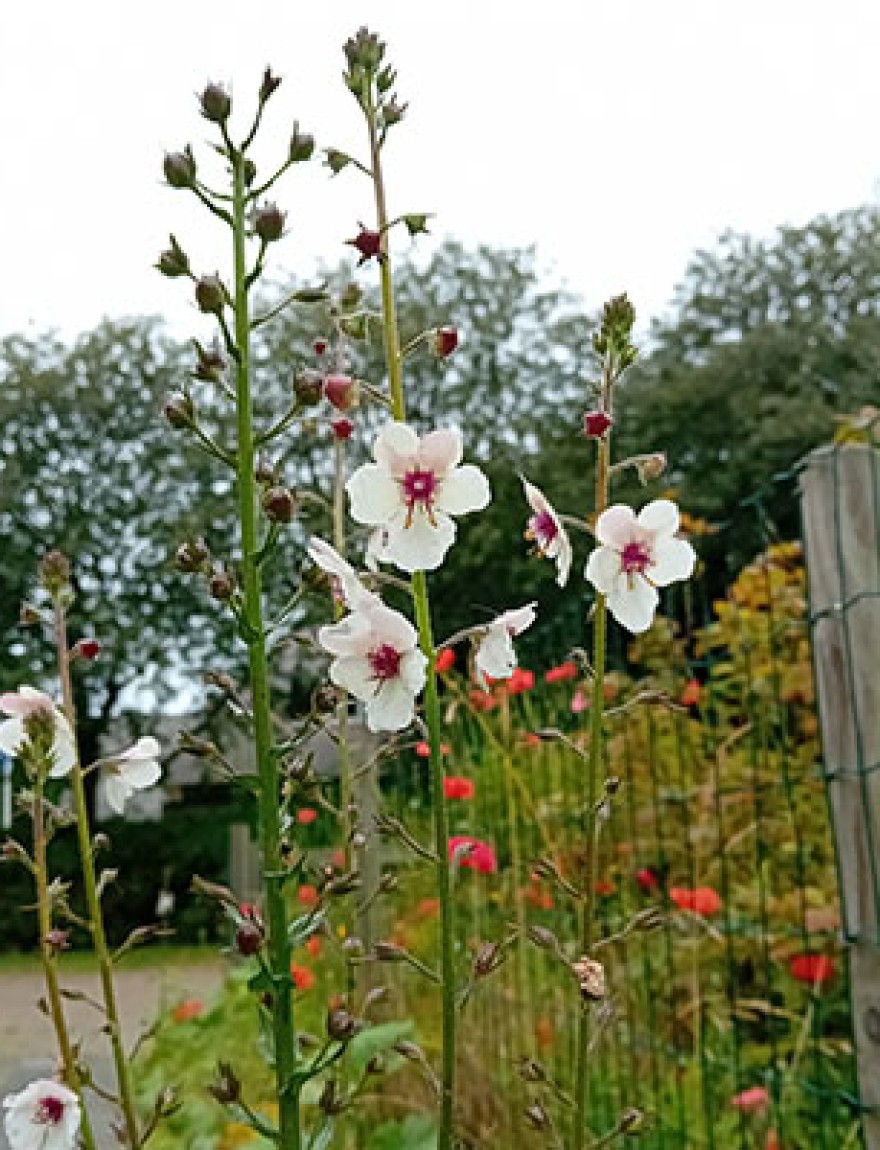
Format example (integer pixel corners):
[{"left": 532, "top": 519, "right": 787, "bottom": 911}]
[{"left": 0, "top": 961, "right": 226, "bottom": 1148}]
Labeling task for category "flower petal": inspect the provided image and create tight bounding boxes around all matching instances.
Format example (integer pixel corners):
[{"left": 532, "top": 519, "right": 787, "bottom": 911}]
[
  {"left": 118, "top": 736, "right": 161, "bottom": 763},
  {"left": 318, "top": 612, "right": 375, "bottom": 658},
  {"left": 373, "top": 421, "right": 419, "bottom": 474},
  {"left": 117, "top": 758, "right": 162, "bottom": 789},
  {"left": 399, "top": 648, "right": 428, "bottom": 695},
  {"left": 475, "top": 627, "right": 516, "bottom": 682},
  {"left": 329, "top": 655, "right": 376, "bottom": 701},
  {"left": 366, "top": 601, "right": 419, "bottom": 651},
  {"left": 520, "top": 476, "right": 548, "bottom": 516},
  {"left": 494, "top": 602, "right": 538, "bottom": 637},
  {"left": 366, "top": 679, "right": 417, "bottom": 732},
  {"left": 595, "top": 505, "right": 637, "bottom": 550},
  {"left": 104, "top": 774, "right": 132, "bottom": 814},
  {"left": 650, "top": 538, "right": 696, "bottom": 587},
  {"left": 607, "top": 577, "right": 659, "bottom": 634},
  {"left": 435, "top": 464, "right": 491, "bottom": 516},
  {"left": 637, "top": 498, "right": 680, "bottom": 539},
  {"left": 585, "top": 545, "right": 623, "bottom": 596},
  {"left": 0, "top": 716, "right": 24, "bottom": 757},
  {"left": 0, "top": 687, "right": 54, "bottom": 717},
  {"left": 550, "top": 529, "right": 573, "bottom": 587},
  {"left": 385, "top": 511, "right": 456, "bottom": 572},
  {"left": 346, "top": 464, "right": 401, "bottom": 527},
  {"left": 418, "top": 427, "right": 462, "bottom": 476},
  {"left": 48, "top": 715, "right": 77, "bottom": 778}
]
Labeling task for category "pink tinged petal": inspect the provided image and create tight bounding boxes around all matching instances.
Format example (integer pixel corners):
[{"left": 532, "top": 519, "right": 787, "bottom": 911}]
[
  {"left": 595, "top": 504, "right": 638, "bottom": 550},
  {"left": 0, "top": 687, "right": 54, "bottom": 717},
  {"left": 585, "top": 546, "right": 623, "bottom": 596},
  {"left": 307, "top": 537, "right": 376, "bottom": 608},
  {"left": 346, "top": 464, "right": 401, "bottom": 526},
  {"left": 318, "top": 613, "right": 375, "bottom": 658},
  {"left": 607, "top": 577, "right": 659, "bottom": 634},
  {"left": 637, "top": 498, "right": 680, "bottom": 540},
  {"left": 366, "top": 601, "right": 419, "bottom": 651},
  {"left": 329, "top": 655, "right": 377, "bottom": 701},
  {"left": 417, "top": 427, "right": 462, "bottom": 475},
  {"left": 649, "top": 538, "right": 696, "bottom": 587},
  {"left": 373, "top": 421, "right": 420, "bottom": 474},
  {"left": 366, "top": 678, "right": 418, "bottom": 732},
  {"left": 495, "top": 602, "right": 537, "bottom": 637},
  {"left": 435, "top": 464, "right": 491, "bottom": 516},
  {"left": 521, "top": 476, "right": 549, "bottom": 517},
  {"left": 0, "top": 716, "right": 25, "bottom": 757},
  {"left": 384, "top": 510, "right": 456, "bottom": 573}
]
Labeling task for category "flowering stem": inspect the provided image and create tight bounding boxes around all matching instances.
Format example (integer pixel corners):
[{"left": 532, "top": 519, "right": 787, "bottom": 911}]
[
  {"left": 367, "top": 94, "right": 404, "bottom": 421},
  {"left": 573, "top": 426, "right": 611, "bottom": 1150},
  {"left": 32, "top": 781, "right": 98, "bottom": 1150},
  {"left": 231, "top": 148, "right": 301, "bottom": 1149},
  {"left": 53, "top": 604, "right": 140, "bottom": 1149}
]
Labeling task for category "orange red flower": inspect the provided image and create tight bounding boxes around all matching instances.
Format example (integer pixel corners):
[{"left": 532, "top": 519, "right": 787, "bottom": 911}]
[
  {"left": 730, "top": 1086, "right": 770, "bottom": 1114},
  {"left": 680, "top": 678, "right": 702, "bottom": 707},
  {"left": 635, "top": 867, "right": 659, "bottom": 892},
  {"left": 172, "top": 999, "right": 204, "bottom": 1023},
  {"left": 448, "top": 835, "right": 497, "bottom": 874},
  {"left": 443, "top": 776, "right": 475, "bottom": 800},
  {"left": 297, "top": 807, "right": 318, "bottom": 825},
  {"left": 788, "top": 953, "right": 835, "bottom": 986},
  {"left": 298, "top": 884, "right": 319, "bottom": 907},
  {"left": 670, "top": 886, "right": 722, "bottom": 916},
  {"left": 469, "top": 689, "right": 498, "bottom": 712},
  {"left": 291, "top": 963, "right": 315, "bottom": 991},
  {"left": 435, "top": 648, "right": 456, "bottom": 673},
  {"left": 416, "top": 740, "right": 452, "bottom": 758},
  {"left": 545, "top": 661, "right": 578, "bottom": 684}
]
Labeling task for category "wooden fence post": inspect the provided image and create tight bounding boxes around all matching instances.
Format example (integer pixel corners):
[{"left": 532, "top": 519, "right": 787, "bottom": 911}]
[{"left": 800, "top": 443, "right": 880, "bottom": 1149}]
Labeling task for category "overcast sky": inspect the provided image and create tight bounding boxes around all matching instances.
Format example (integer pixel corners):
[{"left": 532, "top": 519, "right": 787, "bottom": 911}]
[{"left": 4, "top": 0, "right": 880, "bottom": 343}]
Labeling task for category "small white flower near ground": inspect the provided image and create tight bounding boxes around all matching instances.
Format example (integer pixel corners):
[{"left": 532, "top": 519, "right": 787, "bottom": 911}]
[
  {"left": 3, "top": 1079, "right": 80, "bottom": 1150},
  {"left": 585, "top": 499, "right": 696, "bottom": 633},
  {"left": 0, "top": 687, "right": 76, "bottom": 777},
  {"left": 347, "top": 421, "right": 490, "bottom": 573},
  {"left": 318, "top": 599, "right": 428, "bottom": 732},
  {"left": 521, "top": 478, "right": 572, "bottom": 588},
  {"left": 102, "top": 736, "right": 162, "bottom": 814},
  {"left": 474, "top": 603, "right": 538, "bottom": 686}
]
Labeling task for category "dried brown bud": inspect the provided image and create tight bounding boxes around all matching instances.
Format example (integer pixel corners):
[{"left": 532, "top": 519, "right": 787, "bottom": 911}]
[
  {"left": 473, "top": 941, "right": 503, "bottom": 978},
  {"left": 516, "top": 1057, "right": 547, "bottom": 1084},
  {"left": 294, "top": 367, "right": 324, "bottom": 407},
  {"left": 39, "top": 551, "right": 71, "bottom": 595},
  {"left": 208, "top": 1061, "right": 241, "bottom": 1105},
  {"left": 259, "top": 68, "right": 282, "bottom": 104},
  {"left": 524, "top": 1103, "right": 550, "bottom": 1130},
  {"left": 373, "top": 941, "right": 406, "bottom": 962},
  {"left": 164, "top": 393, "right": 194, "bottom": 429},
  {"left": 289, "top": 122, "right": 315, "bottom": 162},
  {"left": 195, "top": 274, "right": 226, "bottom": 315},
  {"left": 637, "top": 452, "right": 667, "bottom": 484},
  {"left": 235, "top": 921, "right": 263, "bottom": 957},
  {"left": 619, "top": 1108, "right": 646, "bottom": 1133},
  {"left": 157, "top": 235, "right": 190, "bottom": 278},
  {"left": 175, "top": 538, "right": 210, "bottom": 573},
  {"left": 254, "top": 202, "right": 285, "bottom": 243},
  {"left": 526, "top": 925, "right": 560, "bottom": 953},
  {"left": 572, "top": 955, "right": 606, "bottom": 1001},
  {"left": 163, "top": 148, "right": 196, "bottom": 189},
  {"left": 19, "top": 602, "right": 43, "bottom": 626},
  {"left": 262, "top": 486, "right": 296, "bottom": 524},
  {"left": 208, "top": 569, "right": 235, "bottom": 602},
  {"left": 326, "top": 1006, "right": 359, "bottom": 1043},
  {"left": 200, "top": 82, "right": 231, "bottom": 124}
]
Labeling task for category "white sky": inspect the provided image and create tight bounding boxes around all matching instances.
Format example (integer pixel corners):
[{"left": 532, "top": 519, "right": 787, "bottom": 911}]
[{"left": 3, "top": 0, "right": 880, "bottom": 342}]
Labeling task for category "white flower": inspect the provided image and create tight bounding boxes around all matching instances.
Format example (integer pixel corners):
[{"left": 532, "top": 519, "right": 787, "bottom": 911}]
[
  {"left": 307, "top": 537, "right": 378, "bottom": 611},
  {"left": 0, "top": 687, "right": 76, "bottom": 777},
  {"left": 474, "top": 603, "right": 537, "bottom": 686},
  {"left": 318, "top": 599, "right": 428, "bottom": 732},
  {"left": 347, "top": 422, "right": 491, "bottom": 573},
  {"left": 102, "top": 736, "right": 162, "bottom": 814},
  {"left": 3, "top": 1079, "right": 80, "bottom": 1150},
  {"left": 521, "top": 478, "right": 572, "bottom": 587},
  {"left": 585, "top": 499, "right": 696, "bottom": 634}
]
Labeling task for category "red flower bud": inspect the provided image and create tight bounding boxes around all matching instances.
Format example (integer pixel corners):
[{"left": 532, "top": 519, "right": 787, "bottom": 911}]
[
  {"left": 349, "top": 226, "right": 382, "bottom": 264},
  {"left": 235, "top": 922, "right": 263, "bottom": 957},
  {"left": 324, "top": 374, "right": 358, "bottom": 412},
  {"left": 431, "top": 326, "right": 459, "bottom": 358},
  {"left": 331, "top": 417, "right": 354, "bottom": 441},
  {"left": 314, "top": 340, "right": 327, "bottom": 356},
  {"left": 584, "top": 410, "right": 614, "bottom": 438},
  {"left": 72, "top": 638, "right": 100, "bottom": 660}
]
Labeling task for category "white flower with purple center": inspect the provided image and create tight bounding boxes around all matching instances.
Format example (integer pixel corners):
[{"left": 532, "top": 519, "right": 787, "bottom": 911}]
[
  {"left": 585, "top": 499, "right": 696, "bottom": 633},
  {"left": 474, "top": 603, "right": 537, "bottom": 687},
  {"left": 318, "top": 599, "right": 428, "bottom": 732},
  {"left": 102, "top": 736, "right": 162, "bottom": 815},
  {"left": 3, "top": 1079, "right": 80, "bottom": 1150},
  {"left": 346, "top": 422, "right": 491, "bottom": 573},
  {"left": 521, "top": 478, "right": 572, "bottom": 588},
  {"left": 307, "top": 536, "right": 379, "bottom": 611},
  {"left": 0, "top": 687, "right": 76, "bottom": 777}
]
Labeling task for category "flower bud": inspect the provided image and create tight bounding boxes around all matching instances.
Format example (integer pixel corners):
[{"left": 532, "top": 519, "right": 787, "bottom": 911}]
[
  {"left": 402, "top": 213, "right": 431, "bottom": 237},
  {"left": 324, "top": 148, "right": 352, "bottom": 175},
  {"left": 163, "top": 148, "right": 196, "bottom": 189},
  {"left": 289, "top": 121, "right": 315, "bottom": 162},
  {"left": 39, "top": 551, "right": 71, "bottom": 595},
  {"left": 164, "top": 393, "right": 194, "bottom": 429},
  {"left": 572, "top": 955, "right": 606, "bottom": 1001},
  {"left": 313, "top": 684, "right": 340, "bottom": 713},
  {"left": 526, "top": 925, "right": 560, "bottom": 953},
  {"left": 584, "top": 410, "right": 613, "bottom": 439},
  {"left": 619, "top": 1109, "right": 646, "bottom": 1134},
  {"left": 431, "top": 326, "right": 459, "bottom": 358},
  {"left": 157, "top": 234, "right": 190, "bottom": 278},
  {"left": 72, "top": 638, "right": 100, "bottom": 661},
  {"left": 19, "top": 602, "right": 43, "bottom": 626},
  {"left": 259, "top": 68, "right": 282, "bottom": 105},
  {"left": 373, "top": 941, "right": 406, "bottom": 962},
  {"left": 331, "top": 417, "right": 354, "bottom": 441},
  {"left": 383, "top": 99, "right": 407, "bottom": 126},
  {"left": 235, "top": 921, "right": 263, "bottom": 957},
  {"left": 254, "top": 202, "right": 285, "bottom": 243},
  {"left": 193, "top": 340, "right": 226, "bottom": 383},
  {"left": 348, "top": 226, "right": 382, "bottom": 264},
  {"left": 525, "top": 1104, "right": 550, "bottom": 1130},
  {"left": 294, "top": 367, "right": 324, "bottom": 407},
  {"left": 324, "top": 374, "right": 359, "bottom": 412},
  {"left": 254, "top": 457, "right": 277, "bottom": 485},
  {"left": 44, "top": 929, "right": 70, "bottom": 954},
  {"left": 200, "top": 82, "right": 231, "bottom": 124},
  {"left": 175, "top": 537, "right": 210, "bottom": 573},
  {"left": 637, "top": 452, "right": 667, "bottom": 484},
  {"left": 243, "top": 159, "right": 257, "bottom": 187},
  {"left": 326, "top": 1006, "right": 359, "bottom": 1043},
  {"left": 313, "top": 340, "right": 327, "bottom": 356},
  {"left": 262, "top": 486, "right": 296, "bottom": 524},
  {"left": 473, "top": 941, "right": 503, "bottom": 978},
  {"left": 2, "top": 839, "right": 31, "bottom": 866},
  {"left": 208, "top": 1062, "right": 241, "bottom": 1105},
  {"left": 209, "top": 569, "right": 235, "bottom": 601},
  {"left": 343, "top": 27, "right": 385, "bottom": 74},
  {"left": 195, "top": 274, "right": 226, "bottom": 315}
]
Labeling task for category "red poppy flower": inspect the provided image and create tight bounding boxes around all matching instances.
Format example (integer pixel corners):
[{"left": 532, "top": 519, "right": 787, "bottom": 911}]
[
  {"left": 415, "top": 741, "right": 452, "bottom": 758},
  {"left": 305, "top": 936, "right": 322, "bottom": 958},
  {"left": 788, "top": 953, "right": 835, "bottom": 986},
  {"left": 297, "top": 808, "right": 318, "bottom": 825},
  {"left": 522, "top": 733, "right": 542, "bottom": 748},
  {"left": 730, "top": 1086, "right": 770, "bottom": 1114},
  {"left": 595, "top": 880, "right": 616, "bottom": 897},
  {"left": 545, "top": 661, "right": 578, "bottom": 684},
  {"left": 469, "top": 689, "right": 498, "bottom": 712},
  {"left": 291, "top": 963, "right": 315, "bottom": 991},
  {"left": 417, "top": 897, "right": 440, "bottom": 919},
  {"left": 298, "top": 884, "right": 319, "bottom": 907},
  {"left": 522, "top": 880, "right": 554, "bottom": 910},
  {"left": 172, "top": 999, "right": 204, "bottom": 1023},
  {"left": 571, "top": 689, "right": 589, "bottom": 714},
  {"left": 448, "top": 835, "right": 497, "bottom": 874},
  {"left": 635, "top": 867, "right": 660, "bottom": 893},
  {"left": 681, "top": 678, "right": 702, "bottom": 707},
  {"left": 670, "top": 886, "right": 722, "bottom": 916},
  {"left": 505, "top": 667, "right": 535, "bottom": 694},
  {"left": 435, "top": 648, "right": 456, "bottom": 673},
  {"left": 443, "top": 776, "right": 475, "bottom": 800}
]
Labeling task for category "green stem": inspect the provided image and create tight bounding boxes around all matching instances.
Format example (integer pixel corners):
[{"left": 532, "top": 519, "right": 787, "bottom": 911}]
[
  {"left": 54, "top": 607, "right": 139, "bottom": 1149},
  {"left": 231, "top": 149, "right": 301, "bottom": 1149},
  {"left": 412, "top": 574, "right": 456, "bottom": 1150},
  {"left": 367, "top": 94, "right": 404, "bottom": 422},
  {"left": 573, "top": 428, "right": 610, "bottom": 1150},
  {"left": 32, "top": 781, "right": 98, "bottom": 1150}
]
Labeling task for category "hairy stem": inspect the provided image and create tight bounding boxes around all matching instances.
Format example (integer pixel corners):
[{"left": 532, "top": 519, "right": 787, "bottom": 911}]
[{"left": 231, "top": 148, "right": 301, "bottom": 1149}]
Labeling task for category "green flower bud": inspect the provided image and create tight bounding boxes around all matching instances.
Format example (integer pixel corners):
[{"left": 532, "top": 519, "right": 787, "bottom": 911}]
[
  {"left": 200, "top": 82, "right": 231, "bottom": 124},
  {"left": 156, "top": 234, "right": 190, "bottom": 278},
  {"left": 254, "top": 202, "right": 285, "bottom": 243},
  {"left": 195, "top": 274, "right": 226, "bottom": 315},
  {"left": 163, "top": 147, "right": 196, "bottom": 190},
  {"left": 289, "top": 121, "right": 315, "bottom": 162},
  {"left": 259, "top": 67, "right": 282, "bottom": 105}
]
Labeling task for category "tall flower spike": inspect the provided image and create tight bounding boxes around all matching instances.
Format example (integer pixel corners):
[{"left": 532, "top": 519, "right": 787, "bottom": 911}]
[
  {"left": 0, "top": 687, "right": 76, "bottom": 777},
  {"left": 585, "top": 499, "right": 696, "bottom": 633},
  {"left": 318, "top": 599, "right": 428, "bottom": 732},
  {"left": 3, "top": 1079, "right": 81, "bottom": 1150},
  {"left": 347, "top": 421, "right": 490, "bottom": 573},
  {"left": 521, "top": 478, "right": 572, "bottom": 588},
  {"left": 102, "top": 737, "right": 162, "bottom": 815},
  {"left": 473, "top": 603, "right": 537, "bottom": 687}
]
